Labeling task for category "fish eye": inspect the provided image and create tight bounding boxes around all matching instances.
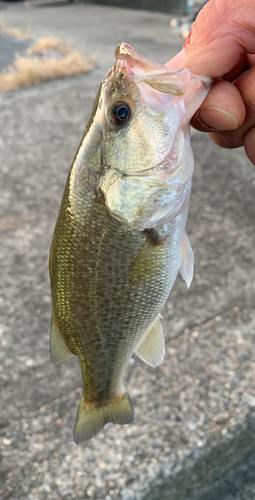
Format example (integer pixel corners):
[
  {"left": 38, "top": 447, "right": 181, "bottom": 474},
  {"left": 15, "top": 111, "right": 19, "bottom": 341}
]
[{"left": 110, "top": 103, "right": 131, "bottom": 126}]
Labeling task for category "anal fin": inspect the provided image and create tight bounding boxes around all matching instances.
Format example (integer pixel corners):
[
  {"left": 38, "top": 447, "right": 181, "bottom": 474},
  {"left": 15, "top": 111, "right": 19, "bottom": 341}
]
[
  {"left": 180, "top": 231, "right": 194, "bottom": 289},
  {"left": 50, "top": 318, "right": 73, "bottom": 363},
  {"left": 135, "top": 314, "right": 165, "bottom": 367}
]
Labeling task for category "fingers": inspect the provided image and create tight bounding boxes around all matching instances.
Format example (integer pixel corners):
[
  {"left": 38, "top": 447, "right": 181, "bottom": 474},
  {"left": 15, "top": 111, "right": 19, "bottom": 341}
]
[
  {"left": 222, "top": 54, "right": 248, "bottom": 82},
  {"left": 165, "top": 0, "right": 255, "bottom": 165},
  {"left": 191, "top": 80, "right": 246, "bottom": 132},
  {"left": 244, "top": 127, "right": 255, "bottom": 165},
  {"left": 165, "top": 50, "right": 185, "bottom": 69},
  {"left": 179, "top": 0, "right": 255, "bottom": 77},
  {"left": 208, "top": 65, "right": 255, "bottom": 152},
  {"left": 247, "top": 54, "right": 255, "bottom": 69}
]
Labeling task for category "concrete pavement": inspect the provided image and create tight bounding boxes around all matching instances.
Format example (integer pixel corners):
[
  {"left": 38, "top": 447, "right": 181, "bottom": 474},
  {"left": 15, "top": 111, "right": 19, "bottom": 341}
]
[{"left": 0, "top": 2, "right": 255, "bottom": 500}]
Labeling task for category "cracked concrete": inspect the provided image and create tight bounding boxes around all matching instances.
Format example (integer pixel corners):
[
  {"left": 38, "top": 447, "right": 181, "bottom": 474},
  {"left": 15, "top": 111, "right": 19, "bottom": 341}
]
[{"left": 0, "top": 2, "right": 255, "bottom": 499}]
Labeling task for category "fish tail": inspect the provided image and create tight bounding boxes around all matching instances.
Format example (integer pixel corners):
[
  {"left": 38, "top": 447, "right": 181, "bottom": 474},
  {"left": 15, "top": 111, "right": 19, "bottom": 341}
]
[{"left": 73, "top": 392, "right": 134, "bottom": 444}]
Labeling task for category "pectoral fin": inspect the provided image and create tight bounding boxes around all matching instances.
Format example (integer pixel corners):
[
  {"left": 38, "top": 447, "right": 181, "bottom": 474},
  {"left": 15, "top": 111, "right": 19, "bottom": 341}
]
[
  {"left": 180, "top": 231, "right": 194, "bottom": 289},
  {"left": 135, "top": 314, "right": 165, "bottom": 367},
  {"left": 50, "top": 318, "right": 73, "bottom": 363}
]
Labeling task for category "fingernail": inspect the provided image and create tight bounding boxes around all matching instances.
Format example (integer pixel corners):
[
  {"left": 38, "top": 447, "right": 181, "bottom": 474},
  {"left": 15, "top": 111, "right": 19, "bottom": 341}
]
[
  {"left": 199, "top": 108, "right": 238, "bottom": 130},
  {"left": 192, "top": 111, "right": 219, "bottom": 133}
]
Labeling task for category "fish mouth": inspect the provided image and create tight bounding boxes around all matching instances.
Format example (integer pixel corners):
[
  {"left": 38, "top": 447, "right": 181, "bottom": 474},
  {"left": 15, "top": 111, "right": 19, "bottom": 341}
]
[
  {"left": 106, "top": 42, "right": 177, "bottom": 84},
  {"left": 114, "top": 42, "right": 172, "bottom": 77},
  {"left": 110, "top": 42, "right": 212, "bottom": 96}
]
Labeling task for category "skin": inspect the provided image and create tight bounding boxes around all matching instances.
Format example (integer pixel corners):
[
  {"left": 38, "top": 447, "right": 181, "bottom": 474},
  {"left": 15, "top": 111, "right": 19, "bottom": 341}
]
[{"left": 166, "top": 0, "right": 255, "bottom": 165}]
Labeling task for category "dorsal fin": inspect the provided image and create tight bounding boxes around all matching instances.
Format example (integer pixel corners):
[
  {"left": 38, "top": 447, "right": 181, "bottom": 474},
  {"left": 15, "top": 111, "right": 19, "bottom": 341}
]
[
  {"left": 50, "top": 318, "right": 73, "bottom": 363},
  {"left": 180, "top": 231, "right": 194, "bottom": 289},
  {"left": 135, "top": 314, "right": 165, "bottom": 367}
]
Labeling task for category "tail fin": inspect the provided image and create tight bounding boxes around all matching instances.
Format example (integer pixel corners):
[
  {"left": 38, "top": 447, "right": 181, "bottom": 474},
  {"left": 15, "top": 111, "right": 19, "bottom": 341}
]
[{"left": 73, "top": 392, "right": 134, "bottom": 444}]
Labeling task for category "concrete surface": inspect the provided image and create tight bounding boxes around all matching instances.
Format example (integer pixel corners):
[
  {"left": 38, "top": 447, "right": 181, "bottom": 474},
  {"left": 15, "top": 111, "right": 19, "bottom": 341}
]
[
  {"left": 80, "top": 0, "right": 188, "bottom": 16},
  {"left": 0, "top": 2, "right": 255, "bottom": 500},
  {"left": 196, "top": 451, "right": 255, "bottom": 500},
  {"left": 0, "top": 31, "right": 31, "bottom": 72}
]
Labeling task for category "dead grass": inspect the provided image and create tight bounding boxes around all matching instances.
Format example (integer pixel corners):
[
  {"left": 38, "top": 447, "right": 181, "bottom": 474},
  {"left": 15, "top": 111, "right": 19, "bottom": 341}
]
[
  {"left": 0, "top": 36, "right": 95, "bottom": 92},
  {"left": 28, "top": 37, "right": 72, "bottom": 55},
  {"left": 0, "top": 22, "right": 32, "bottom": 40},
  {"left": 0, "top": 52, "right": 94, "bottom": 92}
]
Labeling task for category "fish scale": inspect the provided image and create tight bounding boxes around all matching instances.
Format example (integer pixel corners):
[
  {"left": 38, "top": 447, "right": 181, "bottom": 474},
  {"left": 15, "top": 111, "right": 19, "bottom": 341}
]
[{"left": 49, "top": 43, "right": 211, "bottom": 443}]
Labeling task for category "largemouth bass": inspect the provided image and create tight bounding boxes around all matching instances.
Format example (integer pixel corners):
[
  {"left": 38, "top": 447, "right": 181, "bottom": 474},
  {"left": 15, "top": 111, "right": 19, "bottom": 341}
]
[{"left": 49, "top": 43, "right": 211, "bottom": 443}]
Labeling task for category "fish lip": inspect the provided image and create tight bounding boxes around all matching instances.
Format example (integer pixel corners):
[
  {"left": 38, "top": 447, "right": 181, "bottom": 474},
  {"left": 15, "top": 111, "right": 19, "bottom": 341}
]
[
  {"left": 115, "top": 42, "right": 174, "bottom": 76},
  {"left": 114, "top": 42, "right": 213, "bottom": 88},
  {"left": 107, "top": 44, "right": 168, "bottom": 83}
]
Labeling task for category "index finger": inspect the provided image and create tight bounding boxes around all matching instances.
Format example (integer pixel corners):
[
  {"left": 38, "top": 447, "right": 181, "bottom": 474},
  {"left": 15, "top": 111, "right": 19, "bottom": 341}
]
[
  {"left": 166, "top": 0, "right": 255, "bottom": 77},
  {"left": 166, "top": 49, "right": 186, "bottom": 69}
]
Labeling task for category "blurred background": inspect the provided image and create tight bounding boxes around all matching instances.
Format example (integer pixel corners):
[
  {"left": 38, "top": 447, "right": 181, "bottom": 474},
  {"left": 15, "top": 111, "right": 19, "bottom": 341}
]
[{"left": 0, "top": 1, "right": 255, "bottom": 499}]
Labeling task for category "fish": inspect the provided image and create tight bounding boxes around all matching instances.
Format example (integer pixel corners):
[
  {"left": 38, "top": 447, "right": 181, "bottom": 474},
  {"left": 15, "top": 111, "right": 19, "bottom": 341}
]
[{"left": 49, "top": 43, "right": 211, "bottom": 443}]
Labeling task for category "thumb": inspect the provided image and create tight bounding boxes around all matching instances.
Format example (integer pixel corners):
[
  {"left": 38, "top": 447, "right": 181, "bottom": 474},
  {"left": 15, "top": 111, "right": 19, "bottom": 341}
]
[{"left": 170, "top": 0, "right": 255, "bottom": 77}]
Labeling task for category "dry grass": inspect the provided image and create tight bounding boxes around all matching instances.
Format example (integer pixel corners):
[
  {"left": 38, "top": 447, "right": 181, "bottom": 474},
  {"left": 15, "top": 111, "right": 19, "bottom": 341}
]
[
  {"left": 0, "top": 36, "right": 95, "bottom": 92},
  {"left": 0, "top": 22, "right": 32, "bottom": 40},
  {"left": 28, "top": 37, "right": 71, "bottom": 55}
]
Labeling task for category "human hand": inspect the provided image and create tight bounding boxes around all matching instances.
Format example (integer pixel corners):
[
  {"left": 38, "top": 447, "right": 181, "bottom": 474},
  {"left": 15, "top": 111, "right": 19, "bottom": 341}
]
[{"left": 166, "top": 0, "right": 255, "bottom": 165}]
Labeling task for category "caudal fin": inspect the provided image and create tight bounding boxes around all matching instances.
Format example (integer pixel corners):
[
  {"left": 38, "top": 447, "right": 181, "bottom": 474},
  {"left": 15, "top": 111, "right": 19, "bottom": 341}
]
[{"left": 73, "top": 392, "right": 134, "bottom": 444}]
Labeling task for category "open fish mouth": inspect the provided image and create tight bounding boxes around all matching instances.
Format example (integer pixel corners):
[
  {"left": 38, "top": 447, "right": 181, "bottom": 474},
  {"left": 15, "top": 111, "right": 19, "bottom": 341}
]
[{"left": 113, "top": 42, "right": 211, "bottom": 91}]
